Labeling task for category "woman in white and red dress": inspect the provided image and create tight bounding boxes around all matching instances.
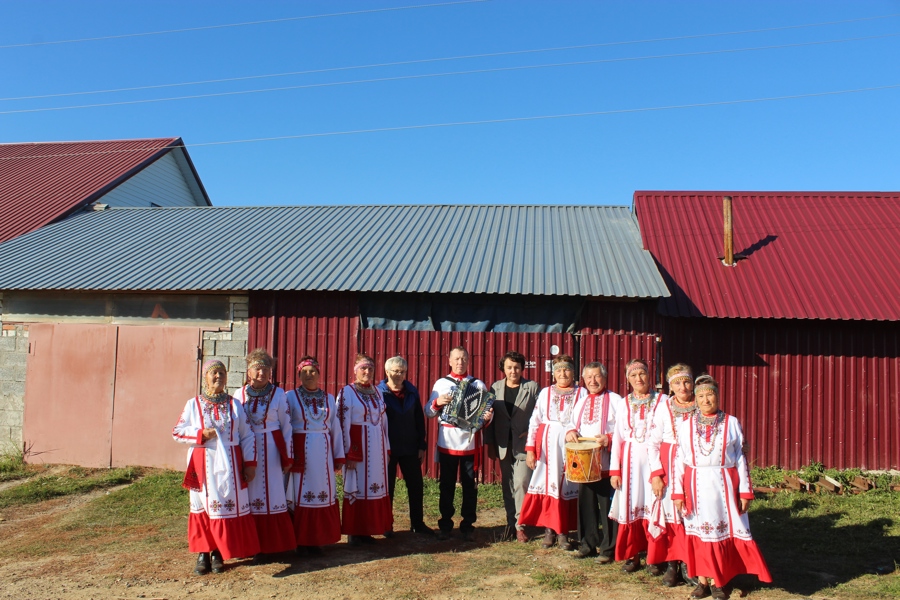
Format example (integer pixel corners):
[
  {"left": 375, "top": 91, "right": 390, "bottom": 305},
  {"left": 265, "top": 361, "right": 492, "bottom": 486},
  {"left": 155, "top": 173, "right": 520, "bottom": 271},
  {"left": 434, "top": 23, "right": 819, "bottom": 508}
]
[
  {"left": 648, "top": 363, "right": 698, "bottom": 586},
  {"left": 285, "top": 355, "right": 345, "bottom": 553},
  {"left": 519, "top": 355, "right": 587, "bottom": 550},
  {"left": 672, "top": 375, "right": 772, "bottom": 600},
  {"left": 337, "top": 353, "right": 393, "bottom": 544},
  {"left": 610, "top": 358, "right": 667, "bottom": 573},
  {"left": 173, "top": 359, "right": 260, "bottom": 575},
  {"left": 233, "top": 348, "right": 296, "bottom": 560}
]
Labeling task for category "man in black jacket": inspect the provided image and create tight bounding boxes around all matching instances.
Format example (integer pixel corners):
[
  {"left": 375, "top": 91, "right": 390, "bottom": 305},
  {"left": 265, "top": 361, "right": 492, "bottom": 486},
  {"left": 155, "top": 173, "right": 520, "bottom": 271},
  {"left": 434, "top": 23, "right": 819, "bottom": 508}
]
[{"left": 378, "top": 355, "right": 433, "bottom": 535}]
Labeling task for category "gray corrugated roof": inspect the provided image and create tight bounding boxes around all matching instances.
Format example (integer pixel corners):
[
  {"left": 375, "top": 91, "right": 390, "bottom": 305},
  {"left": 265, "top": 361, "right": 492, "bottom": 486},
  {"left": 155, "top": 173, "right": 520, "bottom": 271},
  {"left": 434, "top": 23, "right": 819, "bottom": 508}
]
[{"left": 0, "top": 205, "right": 669, "bottom": 297}]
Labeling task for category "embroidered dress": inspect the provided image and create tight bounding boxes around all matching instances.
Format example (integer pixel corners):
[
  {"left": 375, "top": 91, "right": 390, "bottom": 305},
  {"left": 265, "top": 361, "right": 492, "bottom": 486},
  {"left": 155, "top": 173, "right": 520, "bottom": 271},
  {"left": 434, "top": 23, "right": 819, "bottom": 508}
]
[
  {"left": 173, "top": 395, "right": 260, "bottom": 560},
  {"left": 646, "top": 395, "right": 696, "bottom": 563},
  {"left": 609, "top": 391, "right": 666, "bottom": 561},
  {"left": 519, "top": 386, "right": 587, "bottom": 534},
  {"left": 337, "top": 383, "right": 393, "bottom": 535},
  {"left": 232, "top": 384, "right": 295, "bottom": 554},
  {"left": 285, "top": 387, "right": 345, "bottom": 546},
  {"left": 672, "top": 413, "right": 772, "bottom": 585},
  {"left": 575, "top": 390, "right": 622, "bottom": 474}
]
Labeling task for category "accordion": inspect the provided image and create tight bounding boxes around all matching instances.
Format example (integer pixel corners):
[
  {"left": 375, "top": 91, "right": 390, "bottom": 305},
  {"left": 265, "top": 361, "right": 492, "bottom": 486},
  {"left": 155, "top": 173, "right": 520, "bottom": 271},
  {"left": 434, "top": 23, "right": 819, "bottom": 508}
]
[{"left": 440, "top": 378, "right": 495, "bottom": 432}]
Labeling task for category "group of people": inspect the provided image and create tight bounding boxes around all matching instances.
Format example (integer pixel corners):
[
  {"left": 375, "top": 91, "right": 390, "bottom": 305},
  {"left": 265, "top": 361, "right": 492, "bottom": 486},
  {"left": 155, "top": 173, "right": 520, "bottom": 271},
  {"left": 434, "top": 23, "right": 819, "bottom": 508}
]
[{"left": 173, "top": 346, "right": 771, "bottom": 600}]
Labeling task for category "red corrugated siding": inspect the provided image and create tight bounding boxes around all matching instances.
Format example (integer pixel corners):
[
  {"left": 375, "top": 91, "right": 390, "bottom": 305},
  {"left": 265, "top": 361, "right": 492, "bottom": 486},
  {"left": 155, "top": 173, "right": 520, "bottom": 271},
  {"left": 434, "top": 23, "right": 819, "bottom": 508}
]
[
  {"left": 634, "top": 191, "right": 900, "bottom": 321},
  {"left": 248, "top": 291, "right": 359, "bottom": 395},
  {"left": 579, "top": 332, "right": 661, "bottom": 397},
  {"left": 0, "top": 138, "right": 178, "bottom": 243},
  {"left": 661, "top": 318, "right": 900, "bottom": 470}
]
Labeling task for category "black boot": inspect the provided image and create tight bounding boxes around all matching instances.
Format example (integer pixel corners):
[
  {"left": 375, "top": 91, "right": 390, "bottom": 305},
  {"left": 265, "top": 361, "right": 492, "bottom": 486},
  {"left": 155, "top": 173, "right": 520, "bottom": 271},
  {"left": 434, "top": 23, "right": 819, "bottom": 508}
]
[
  {"left": 194, "top": 552, "right": 210, "bottom": 575},
  {"left": 210, "top": 550, "right": 224, "bottom": 574}
]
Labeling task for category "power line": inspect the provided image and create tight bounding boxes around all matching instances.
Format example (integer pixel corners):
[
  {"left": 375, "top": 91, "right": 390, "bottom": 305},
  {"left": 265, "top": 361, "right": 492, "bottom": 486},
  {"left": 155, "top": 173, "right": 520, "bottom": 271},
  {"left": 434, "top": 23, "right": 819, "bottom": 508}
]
[
  {"left": 0, "top": 1, "right": 490, "bottom": 50},
  {"left": 2, "top": 32, "right": 896, "bottom": 115},
  {"left": 2, "top": 83, "right": 898, "bottom": 161},
  {"left": 4, "top": 14, "right": 900, "bottom": 101}
]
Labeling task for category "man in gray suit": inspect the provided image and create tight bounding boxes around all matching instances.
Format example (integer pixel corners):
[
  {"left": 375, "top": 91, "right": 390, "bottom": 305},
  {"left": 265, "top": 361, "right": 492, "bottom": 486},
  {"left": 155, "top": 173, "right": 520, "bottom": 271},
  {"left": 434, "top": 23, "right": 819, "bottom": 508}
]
[{"left": 484, "top": 350, "right": 539, "bottom": 542}]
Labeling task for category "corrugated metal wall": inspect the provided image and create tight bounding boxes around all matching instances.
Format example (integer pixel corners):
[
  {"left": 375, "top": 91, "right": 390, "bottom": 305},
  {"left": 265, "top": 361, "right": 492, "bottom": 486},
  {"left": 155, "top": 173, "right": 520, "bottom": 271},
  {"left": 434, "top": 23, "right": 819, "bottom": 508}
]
[
  {"left": 660, "top": 318, "right": 900, "bottom": 471},
  {"left": 249, "top": 294, "right": 900, "bottom": 472},
  {"left": 248, "top": 291, "right": 359, "bottom": 395},
  {"left": 578, "top": 332, "right": 661, "bottom": 397}
]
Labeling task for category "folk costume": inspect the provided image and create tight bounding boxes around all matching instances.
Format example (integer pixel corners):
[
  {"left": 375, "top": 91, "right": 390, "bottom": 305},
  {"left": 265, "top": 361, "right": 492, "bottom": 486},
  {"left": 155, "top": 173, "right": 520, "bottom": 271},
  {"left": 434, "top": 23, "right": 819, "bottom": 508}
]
[
  {"left": 574, "top": 388, "right": 622, "bottom": 558},
  {"left": 425, "top": 372, "right": 489, "bottom": 535},
  {"left": 672, "top": 411, "right": 772, "bottom": 585},
  {"left": 519, "top": 384, "right": 588, "bottom": 535},
  {"left": 233, "top": 382, "right": 296, "bottom": 555},
  {"left": 647, "top": 372, "right": 697, "bottom": 565},
  {"left": 173, "top": 361, "right": 260, "bottom": 561},
  {"left": 285, "top": 376, "right": 345, "bottom": 547},
  {"left": 337, "top": 371, "right": 393, "bottom": 536},
  {"left": 609, "top": 387, "right": 667, "bottom": 561}
]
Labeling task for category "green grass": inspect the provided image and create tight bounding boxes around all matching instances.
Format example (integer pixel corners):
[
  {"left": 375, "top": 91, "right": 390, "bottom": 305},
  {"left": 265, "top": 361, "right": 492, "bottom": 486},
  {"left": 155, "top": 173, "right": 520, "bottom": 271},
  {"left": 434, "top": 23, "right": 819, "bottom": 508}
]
[
  {"left": 751, "top": 463, "right": 900, "bottom": 490},
  {"left": 0, "top": 465, "right": 142, "bottom": 509},
  {"left": 749, "top": 489, "right": 900, "bottom": 597},
  {"left": 531, "top": 569, "right": 587, "bottom": 590},
  {"left": 0, "top": 447, "right": 34, "bottom": 483},
  {"left": 392, "top": 475, "right": 505, "bottom": 521}
]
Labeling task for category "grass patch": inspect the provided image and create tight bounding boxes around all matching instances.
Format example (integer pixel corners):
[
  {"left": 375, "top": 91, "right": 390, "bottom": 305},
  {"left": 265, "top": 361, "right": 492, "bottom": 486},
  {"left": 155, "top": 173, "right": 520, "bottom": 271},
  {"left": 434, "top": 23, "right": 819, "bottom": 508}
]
[
  {"left": 0, "top": 447, "right": 44, "bottom": 483},
  {"left": 749, "top": 489, "right": 900, "bottom": 597},
  {"left": 393, "top": 476, "right": 505, "bottom": 521},
  {"left": 0, "top": 466, "right": 141, "bottom": 509},
  {"left": 531, "top": 569, "right": 587, "bottom": 590}
]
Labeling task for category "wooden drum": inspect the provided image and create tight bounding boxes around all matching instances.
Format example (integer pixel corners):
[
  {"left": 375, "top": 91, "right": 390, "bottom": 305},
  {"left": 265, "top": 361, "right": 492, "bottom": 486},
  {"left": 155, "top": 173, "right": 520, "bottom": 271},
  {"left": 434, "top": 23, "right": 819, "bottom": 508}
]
[{"left": 565, "top": 441, "right": 602, "bottom": 484}]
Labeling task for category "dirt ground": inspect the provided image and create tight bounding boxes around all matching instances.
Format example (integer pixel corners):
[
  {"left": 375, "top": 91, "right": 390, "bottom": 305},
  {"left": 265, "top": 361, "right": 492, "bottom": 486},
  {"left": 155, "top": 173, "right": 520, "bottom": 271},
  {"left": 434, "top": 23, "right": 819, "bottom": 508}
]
[{"left": 0, "top": 482, "right": 833, "bottom": 600}]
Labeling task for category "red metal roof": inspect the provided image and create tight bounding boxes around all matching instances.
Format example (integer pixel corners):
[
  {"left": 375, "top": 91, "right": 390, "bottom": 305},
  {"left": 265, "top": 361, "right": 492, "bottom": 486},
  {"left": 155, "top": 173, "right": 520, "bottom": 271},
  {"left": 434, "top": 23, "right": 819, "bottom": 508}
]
[
  {"left": 0, "top": 138, "right": 181, "bottom": 244},
  {"left": 634, "top": 191, "right": 900, "bottom": 321}
]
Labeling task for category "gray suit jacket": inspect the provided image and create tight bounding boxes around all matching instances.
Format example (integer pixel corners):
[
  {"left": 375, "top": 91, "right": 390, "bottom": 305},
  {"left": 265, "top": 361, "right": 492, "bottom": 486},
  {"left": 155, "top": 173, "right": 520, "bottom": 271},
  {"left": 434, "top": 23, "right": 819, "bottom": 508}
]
[{"left": 484, "top": 378, "right": 539, "bottom": 460}]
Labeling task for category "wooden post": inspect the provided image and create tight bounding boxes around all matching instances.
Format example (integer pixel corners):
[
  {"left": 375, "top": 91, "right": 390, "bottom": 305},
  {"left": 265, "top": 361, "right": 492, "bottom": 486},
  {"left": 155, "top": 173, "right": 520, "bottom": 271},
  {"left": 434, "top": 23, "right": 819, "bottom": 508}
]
[{"left": 723, "top": 195, "right": 734, "bottom": 266}]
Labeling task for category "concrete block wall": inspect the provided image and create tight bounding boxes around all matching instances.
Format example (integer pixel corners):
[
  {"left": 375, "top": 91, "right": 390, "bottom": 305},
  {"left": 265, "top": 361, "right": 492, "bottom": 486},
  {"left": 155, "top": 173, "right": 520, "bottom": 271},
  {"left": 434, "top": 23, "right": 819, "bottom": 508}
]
[
  {"left": 0, "top": 293, "right": 28, "bottom": 448},
  {"left": 201, "top": 295, "right": 251, "bottom": 395}
]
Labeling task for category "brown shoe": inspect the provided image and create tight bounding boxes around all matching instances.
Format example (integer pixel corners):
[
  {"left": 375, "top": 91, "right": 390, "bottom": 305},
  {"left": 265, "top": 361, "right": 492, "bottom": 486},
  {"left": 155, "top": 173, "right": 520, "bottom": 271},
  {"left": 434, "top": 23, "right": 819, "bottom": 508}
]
[
  {"left": 541, "top": 529, "right": 555, "bottom": 549},
  {"left": 647, "top": 562, "right": 664, "bottom": 576},
  {"left": 662, "top": 562, "right": 681, "bottom": 587},
  {"left": 594, "top": 554, "right": 613, "bottom": 565},
  {"left": 622, "top": 557, "right": 641, "bottom": 573},
  {"left": 710, "top": 584, "right": 731, "bottom": 600},
  {"left": 690, "top": 583, "right": 711, "bottom": 598},
  {"left": 557, "top": 534, "right": 574, "bottom": 551},
  {"left": 516, "top": 529, "right": 528, "bottom": 543}
]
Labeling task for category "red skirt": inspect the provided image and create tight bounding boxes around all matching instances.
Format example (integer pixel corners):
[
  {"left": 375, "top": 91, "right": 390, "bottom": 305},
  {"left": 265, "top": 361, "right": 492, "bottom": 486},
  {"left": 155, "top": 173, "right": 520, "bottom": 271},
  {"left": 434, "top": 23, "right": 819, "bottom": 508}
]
[
  {"left": 518, "top": 493, "right": 577, "bottom": 534},
  {"left": 341, "top": 497, "right": 393, "bottom": 536},
  {"left": 253, "top": 511, "right": 297, "bottom": 554},
  {"left": 614, "top": 519, "right": 650, "bottom": 561},
  {"left": 188, "top": 512, "right": 260, "bottom": 560},
  {"left": 647, "top": 522, "right": 686, "bottom": 564},
  {"left": 684, "top": 535, "right": 773, "bottom": 584},
  {"left": 293, "top": 502, "right": 341, "bottom": 546}
]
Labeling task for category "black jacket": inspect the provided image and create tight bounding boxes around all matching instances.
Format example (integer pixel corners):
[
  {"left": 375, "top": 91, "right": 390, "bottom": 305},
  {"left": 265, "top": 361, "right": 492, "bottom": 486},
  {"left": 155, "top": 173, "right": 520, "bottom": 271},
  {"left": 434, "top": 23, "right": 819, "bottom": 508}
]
[{"left": 377, "top": 379, "right": 427, "bottom": 457}]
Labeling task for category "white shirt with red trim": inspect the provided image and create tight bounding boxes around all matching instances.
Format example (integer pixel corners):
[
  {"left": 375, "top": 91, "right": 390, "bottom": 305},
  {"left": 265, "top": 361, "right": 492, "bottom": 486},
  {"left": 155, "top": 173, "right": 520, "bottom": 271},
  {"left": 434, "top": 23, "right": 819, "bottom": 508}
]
[{"left": 426, "top": 373, "right": 488, "bottom": 455}]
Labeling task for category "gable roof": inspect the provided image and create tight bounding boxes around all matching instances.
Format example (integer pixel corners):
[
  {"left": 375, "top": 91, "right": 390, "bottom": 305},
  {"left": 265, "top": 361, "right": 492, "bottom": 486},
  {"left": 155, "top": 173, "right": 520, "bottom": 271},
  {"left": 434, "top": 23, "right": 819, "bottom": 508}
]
[
  {"left": 0, "top": 204, "right": 669, "bottom": 298},
  {"left": 0, "top": 137, "right": 211, "bottom": 244},
  {"left": 634, "top": 191, "right": 900, "bottom": 321}
]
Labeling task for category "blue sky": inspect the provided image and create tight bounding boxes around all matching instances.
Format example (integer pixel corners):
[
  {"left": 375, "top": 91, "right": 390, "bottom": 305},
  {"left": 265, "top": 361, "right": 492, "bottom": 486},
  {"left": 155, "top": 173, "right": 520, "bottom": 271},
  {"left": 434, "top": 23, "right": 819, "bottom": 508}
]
[{"left": 2, "top": 0, "right": 899, "bottom": 207}]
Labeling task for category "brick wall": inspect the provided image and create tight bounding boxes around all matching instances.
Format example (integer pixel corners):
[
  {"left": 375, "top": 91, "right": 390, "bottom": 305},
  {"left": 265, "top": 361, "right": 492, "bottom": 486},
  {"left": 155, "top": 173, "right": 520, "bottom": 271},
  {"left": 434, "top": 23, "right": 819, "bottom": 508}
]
[
  {"left": 201, "top": 295, "right": 250, "bottom": 395},
  {"left": 0, "top": 294, "right": 28, "bottom": 447}
]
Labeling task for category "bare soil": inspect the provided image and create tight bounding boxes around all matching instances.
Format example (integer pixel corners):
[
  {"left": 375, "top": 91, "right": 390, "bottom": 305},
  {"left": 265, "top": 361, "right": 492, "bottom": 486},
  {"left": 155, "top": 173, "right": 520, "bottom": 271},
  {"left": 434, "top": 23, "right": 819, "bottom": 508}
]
[{"left": 0, "top": 478, "right": 869, "bottom": 600}]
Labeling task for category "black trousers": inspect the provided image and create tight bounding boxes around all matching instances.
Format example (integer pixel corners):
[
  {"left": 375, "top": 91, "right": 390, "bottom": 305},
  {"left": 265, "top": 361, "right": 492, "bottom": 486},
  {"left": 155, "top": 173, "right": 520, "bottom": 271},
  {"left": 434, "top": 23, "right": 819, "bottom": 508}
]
[
  {"left": 438, "top": 452, "right": 477, "bottom": 532},
  {"left": 387, "top": 453, "right": 425, "bottom": 529},
  {"left": 577, "top": 477, "right": 617, "bottom": 556}
]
